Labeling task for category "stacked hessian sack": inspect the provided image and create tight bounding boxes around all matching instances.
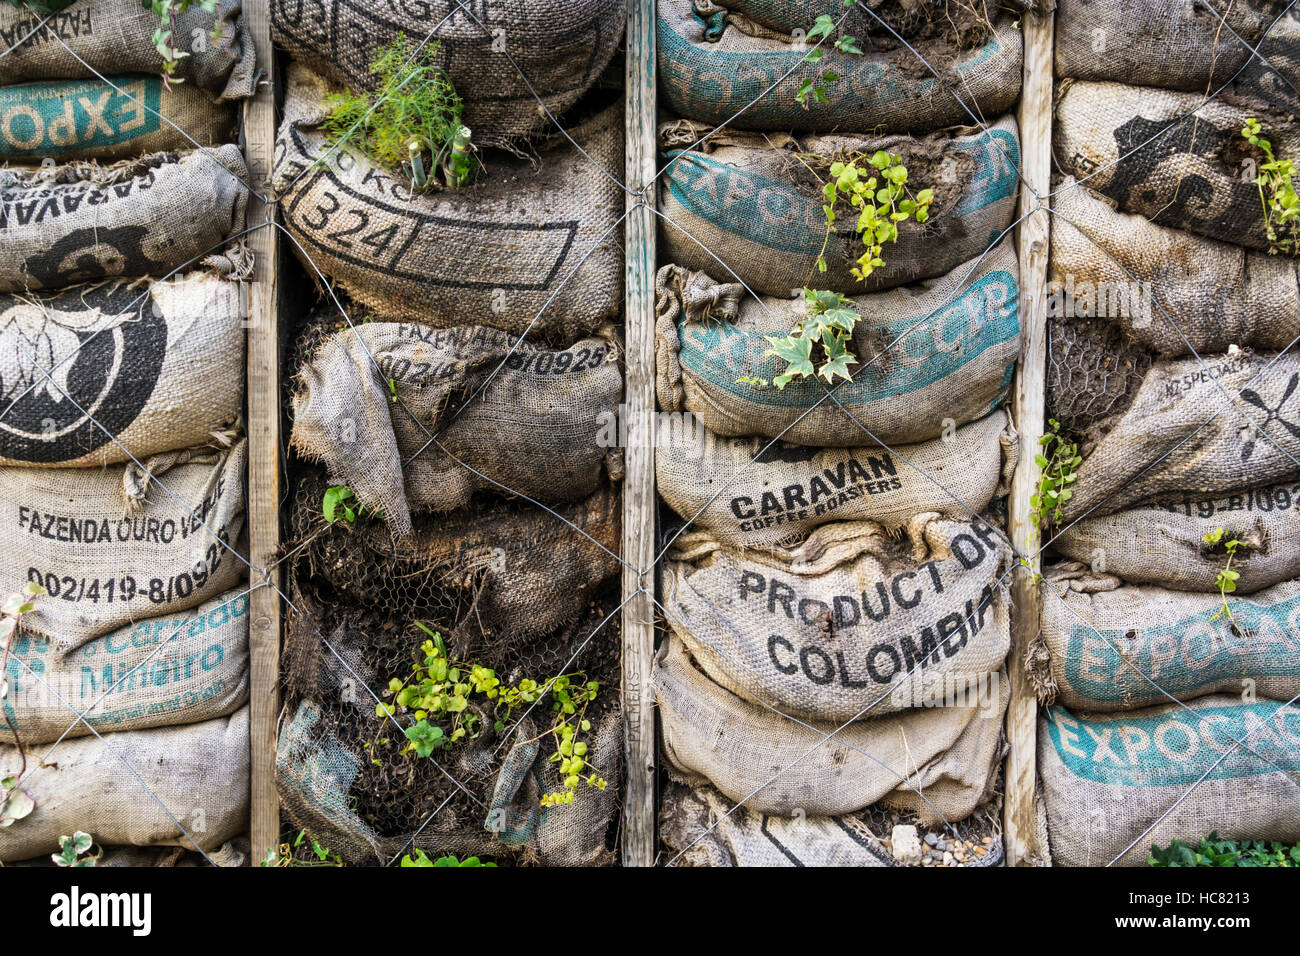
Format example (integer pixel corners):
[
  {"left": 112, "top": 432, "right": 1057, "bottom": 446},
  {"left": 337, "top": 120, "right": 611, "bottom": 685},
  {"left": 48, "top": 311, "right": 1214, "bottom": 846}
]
[
  {"left": 0, "top": 0, "right": 256, "bottom": 865},
  {"left": 653, "top": 0, "right": 1025, "bottom": 866},
  {"left": 271, "top": 0, "right": 629, "bottom": 865},
  {"left": 1038, "top": 0, "right": 1300, "bottom": 865}
]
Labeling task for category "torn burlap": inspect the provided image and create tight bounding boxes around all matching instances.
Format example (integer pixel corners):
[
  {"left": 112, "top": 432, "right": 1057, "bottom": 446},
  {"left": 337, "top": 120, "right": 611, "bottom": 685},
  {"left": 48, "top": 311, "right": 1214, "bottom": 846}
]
[
  {"left": 0, "top": 146, "right": 249, "bottom": 292},
  {"left": 273, "top": 64, "right": 623, "bottom": 339},
  {"left": 290, "top": 321, "right": 623, "bottom": 538},
  {"left": 0, "top": 273, "right": 245, "bottom": 468},
  {"left": 655, "top": 241, "right": 1020, "bottom": 447},
  {"left": 657, "top": 408, "right": 1016, "bottom": 549},
  {"left": 663, "top": 515, "right": 1012, "bottom": 722},
  {"left": 658, "top": 114, "right": 1021, "bottom": 297},
  {"left": 655, "top": 635, "right": 1007, "bottom": 822}
]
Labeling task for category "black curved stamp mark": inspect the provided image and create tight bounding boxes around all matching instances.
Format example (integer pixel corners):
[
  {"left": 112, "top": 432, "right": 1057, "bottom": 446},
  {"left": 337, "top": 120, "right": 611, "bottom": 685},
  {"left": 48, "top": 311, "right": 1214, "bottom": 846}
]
[
  {"left": 0, "top": 284, "right": 167, "bottom": 463},
  {"left": 22, "top": 225, "right": 166, "bottom": 288}
]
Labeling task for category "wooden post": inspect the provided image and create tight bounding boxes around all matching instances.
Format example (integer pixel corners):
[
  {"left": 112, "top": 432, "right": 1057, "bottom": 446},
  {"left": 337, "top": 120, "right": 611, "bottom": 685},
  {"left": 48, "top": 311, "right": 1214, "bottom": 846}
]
[
  {"left": 242, "top": 0, "right": 282, "bottom": 865},
  {"left": 621, "top": 0, "right": 657, "bottom": 867},
  {"left": 1004, "top": 7, "right": 1054, "bottom": 867}
]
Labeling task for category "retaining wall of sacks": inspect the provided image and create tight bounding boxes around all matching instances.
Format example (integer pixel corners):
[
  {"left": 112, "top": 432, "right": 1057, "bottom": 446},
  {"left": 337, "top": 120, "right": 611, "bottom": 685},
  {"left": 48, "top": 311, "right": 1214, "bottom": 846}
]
[{"left": 0, "top": 0, "right": 261, "bottom": 866}]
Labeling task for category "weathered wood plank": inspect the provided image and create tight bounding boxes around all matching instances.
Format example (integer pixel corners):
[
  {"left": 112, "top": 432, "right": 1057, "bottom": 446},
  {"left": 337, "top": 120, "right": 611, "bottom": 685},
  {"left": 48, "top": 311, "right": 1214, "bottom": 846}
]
[
  {"left": 241, "top": 0, "right": 282, "bottom": 866},
  {"left": 621, "top": 0, "right": 657, "bottom": 867},
  {"left": 1004, "top": 6, "right": 1054, "bottom": 867}
]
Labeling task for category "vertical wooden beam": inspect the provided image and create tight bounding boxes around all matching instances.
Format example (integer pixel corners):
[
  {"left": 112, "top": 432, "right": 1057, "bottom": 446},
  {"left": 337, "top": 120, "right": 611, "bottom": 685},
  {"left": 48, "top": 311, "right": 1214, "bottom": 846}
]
[
  {"left": 621, "top": 0, "right": 657, "bottom": 867},
  {"left": 1004, "top": 7, "right": 1054, "bottom": 867},
  {"left": 242, "top": 0, "right": 282, "bottom": 865}
]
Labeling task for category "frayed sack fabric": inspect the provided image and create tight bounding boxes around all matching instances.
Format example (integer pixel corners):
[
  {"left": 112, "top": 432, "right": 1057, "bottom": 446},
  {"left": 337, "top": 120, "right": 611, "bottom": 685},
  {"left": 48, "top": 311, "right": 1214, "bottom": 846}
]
[
  {"left": 655, "top": 635, "right": 1007, "bottom": 822},
  {"left": 0, "top": 273, "right": 245, "bottom": 468},
  {"left": 1053, "top": 0, "right": 1289, "bottom": 93},
  {"left": 657, "top": 409, "right": 1016, "bottom": 549},
  {"left": 0, "top": 439, "right": 248, "bottom": 652},
  {"left": 656, "top": 242, "right": 1020, "bottom": 447},
  {"left": 1050, "top": 180, "right": 1300, "bottom": 358},
  {"left": 692, "top": 0, "right": 1035, "bottom": 38},
  {"left": 663, "top": 515, "right": 1012, "bottom": 722},
  {"left": 0, "top": 146, "right": 249, "bottom": 293},
  {"left": 270, "top": 0, "right": 625, "bottom": 148},
  {"left": 0, "top": 707, "right": 248, "bottom": 862},
  {"left": 274, "top": 65, "right": 624, "bottom": 339},
  {"left": 1039, "top": 565, "right": 1300, "bottom": 712},
  {"left": 300, "top": 486, "right": 620, "bottom": 642},
  {"left": 1054, "top": 80, "right": 1300, "bottom": 252},
  {"left": 0, "top": 0, "right": 255, "bottom": 100},
  {"left": 1059, "top": 350, "right": 1300, "bottom": 521},
  {"left": 658, "top": 115, "right": 1021, "bottom": 297},
  {"left": 1039, "top": 698, "right": 1300, "bottom": 866},
  {"left": 0, "top": 77, "right": 238, "bottom": 163},
  {"left": 1054, "top": 481, "right": 1300, "bottom": 594},
  {"left": 657, "top": 0, "right": 1022, "bottom": 133},
  {"left": 291, "top": 322, "right": 623, "bottom": 539},
  {"left": 659, "top": 779, "right": 1005, "bottom": 867},
  {"left": 3, "top": 587, "right": 250, "bottom": 744}
]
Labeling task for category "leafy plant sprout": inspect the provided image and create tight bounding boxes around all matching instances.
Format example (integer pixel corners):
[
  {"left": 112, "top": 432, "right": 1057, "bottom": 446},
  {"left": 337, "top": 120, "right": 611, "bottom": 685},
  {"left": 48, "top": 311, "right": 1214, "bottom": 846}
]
[
  {"left": 322, "top": 485, "right": 362, "bottom": 524},
  {"left": 1029, "top": 418, "right": 1080, "bottom": 539},
  {"left": 1242, "top": 118, "right": 1299, "bottom": 256},
  {"left": 1149, "top": 831, "right": 1300, "bottom": 867},
  {"left": 371, "top": 624, "right": 608, "bottom": 807},
  {"left": 322, "top": 35, "right": 477, "bottom": 192},
  {"left": 261, "top": 829, "right": 344, "bottom": 867},
  {"left": 52, "top": 831, "right": 99, "bottom": 867},
  {"left": 0, "top": 580, "right": 47, "bottom": 827},
  {"left": 1202, "top": 527, "right": 1244, "bottom": 634}
]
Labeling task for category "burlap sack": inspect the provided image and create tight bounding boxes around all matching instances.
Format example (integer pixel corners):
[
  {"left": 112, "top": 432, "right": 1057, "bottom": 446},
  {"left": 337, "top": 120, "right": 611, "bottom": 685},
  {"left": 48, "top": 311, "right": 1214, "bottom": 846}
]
[
  {"left": 1054, "top": 80, "right": 1300, "bottom": 251},
  {"left": 658, "top": 114, "right": 1021, "bottom": 297},
  {"left": 0, "top": 0, "right": 255, "bottom": 100},
  {"left": 658, "top": 409, "right": 1016, "bottom": 549},
  {"left": 0, "top": 439, "right": 248, "bottom": 652},
  {"left": 0, "top": 146, "right": 249, "bottom": 292},
  {"left": 663, "top": 515, "right": 1011, "bottom": 722},
  {"left": 659, "top": 779, "right": 1005, "bottom": 867},
  {"left": 277, "top": 699, "right": 621, "bottom": 866},
  {"left": 655, "top": 242, "right": 1020, "bottom": 447},
  {"left": 1039, "top": 698, "right": 1300, "bottom": 866},
  {"left": 1060, "top": 350, "right": 1300, "bottom": 521},
  {"left": 0, "top": 273, "right": 245, "bottom": 468},
  {"left": 298, "top": 484, "right": 619, "bottom": 642},
  {"left": 1039, "top": 564, "right": 1300, "bottom": 712},
  {"left": 3, "top": 586, "right": 249, "bottom": 744},
  {"left": 1054, "top": 481, "right": 1300, "bottom": 594},
  {"left": 655, "top": 635, "right": 1007, "bottom": 822},
  {"left": 0, "top": 77, "right": 238, "bottom": 163},
  {"left": 1054, "top": 0, "right": 1289, "bottom": 93},
  {"left": 658, "top": 0, "right": 1022, "bottom": 133},
  {"left": 270, "top": 0, "right": 626, "bottom": 148},
  {"left": 1236, "top": 7, "right": 1300, "bottom": 116},
  {"left": 290, "top": 321, "right": 623, "bottom": 538},
  {"left": 0, "top": 707, "right": 248, "bottom": 861},
  {"left": 273, "top": 64, "right": 624, "bottom": 339},
  {"left": 695, "top": 0, "right": 1035, "bottom": 37},
  {"left": 1050, "top": 179, "right": 1300, "bottom": 358}
]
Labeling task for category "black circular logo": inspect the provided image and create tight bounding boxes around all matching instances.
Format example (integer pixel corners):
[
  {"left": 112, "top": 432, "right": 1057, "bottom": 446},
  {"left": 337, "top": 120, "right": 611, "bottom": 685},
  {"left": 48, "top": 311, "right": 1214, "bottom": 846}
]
[{"left": 0, "top": 284, "right": 168, "bottom": 463}]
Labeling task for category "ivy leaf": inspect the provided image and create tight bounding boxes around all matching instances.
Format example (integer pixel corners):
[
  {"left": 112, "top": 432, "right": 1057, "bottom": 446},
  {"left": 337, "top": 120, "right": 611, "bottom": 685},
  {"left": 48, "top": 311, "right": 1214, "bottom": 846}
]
[{"left": 765, "top": 334, "right": 815, "bottom": 388}]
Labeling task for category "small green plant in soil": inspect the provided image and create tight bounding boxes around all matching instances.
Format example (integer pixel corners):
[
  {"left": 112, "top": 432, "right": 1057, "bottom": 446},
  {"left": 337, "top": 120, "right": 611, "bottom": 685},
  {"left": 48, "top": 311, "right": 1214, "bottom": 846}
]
[
  {"left": 260, "top": 829, "right": 344, "bottom": 867},
  {"left": 1149, "top": 832, "right": 1300, "bottom": 867},
  {"left": 323, "top": 35, "right": 476, "bottom": 191},
  {"left": 372, "top": 624, "right": 608, "bottom": 807},
  {"left": 52, "top": 831, "right": 99, "bottom": 867},
  {"left": 400, "top": 849, "right": 496, "bottom": 867},
  {"left": 1202, "top": 527, "right": 1244, "bottom": 630},
  {"left": 796, "top": 4, "right": 865, "bottom": 108},
  {"left": 1242, "top": 118, "right": 1299, "bottom": 256},
  {"left": 1029, "top": 418, "right": 1080, "bottom": 537},
  {"left": 743, "top": 151, "right": 933, "bottom": 390},
  {"left": 322, "top": 485, "right": 363, "bottom": 524}
]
